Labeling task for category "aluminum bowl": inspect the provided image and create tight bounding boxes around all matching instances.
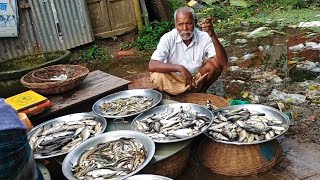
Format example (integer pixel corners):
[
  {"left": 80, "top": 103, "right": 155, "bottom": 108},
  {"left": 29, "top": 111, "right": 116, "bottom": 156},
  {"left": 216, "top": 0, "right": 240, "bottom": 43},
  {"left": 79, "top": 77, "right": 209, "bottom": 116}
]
[
  {"left": 131, "top": 103, "right": 214, "bottom": 143},
  {"left": 204, "top": 104, "right": 291, "bottom": 145},
  {"left": 27, "top": 112, "right": 107, "bottom": 159},
  {"left": 127, "top": 174, "right": 173, "bottom": 180},
  {"left": 92, "top": 89, "right": 162, "bottom": 119},
  {"left": 62, "top": 130, "right": 155, "bottom": 180}
]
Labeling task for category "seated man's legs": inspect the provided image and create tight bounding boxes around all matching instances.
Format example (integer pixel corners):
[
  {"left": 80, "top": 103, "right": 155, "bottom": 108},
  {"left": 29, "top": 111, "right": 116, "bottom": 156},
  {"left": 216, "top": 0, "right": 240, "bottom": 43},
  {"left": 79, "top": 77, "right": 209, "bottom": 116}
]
[
  {"left": 199, "top": 60, "right": 223, "bottom": 92},
  {"left": 150, "top": 72, "right": 189, "bottom": 95}
]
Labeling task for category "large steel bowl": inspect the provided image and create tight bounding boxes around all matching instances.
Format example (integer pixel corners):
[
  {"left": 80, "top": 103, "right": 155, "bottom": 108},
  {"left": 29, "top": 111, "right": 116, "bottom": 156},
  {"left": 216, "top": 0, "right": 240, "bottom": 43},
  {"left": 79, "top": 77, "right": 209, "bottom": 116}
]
[
  {"left": 204, "top": 104, "right": 291, "bottom": 145},
  {"left": 131, "top": 103, "right": 214, "bottom": 143},
  {"left": 62, "top": 130, "right": 155, "bottom": 180},
  {"left": 27, "top": 112, "right": 107, "bottom": 159},
  {"left": 127, "top": 174, "right": 173, "bottom": 180},
  {"left": 92, "top": 89, "right": 162, "bottom": 119}
]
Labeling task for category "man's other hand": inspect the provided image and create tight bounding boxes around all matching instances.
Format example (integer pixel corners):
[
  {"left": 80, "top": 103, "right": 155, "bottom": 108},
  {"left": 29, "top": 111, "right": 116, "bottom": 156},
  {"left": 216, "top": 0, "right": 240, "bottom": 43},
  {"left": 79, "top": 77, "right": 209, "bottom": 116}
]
[
  {"left": 179, "top": 65, "right": 193, "bottom": 88},
  {"left": 199, "top": 17, "right": 214, "bottom": 37}
]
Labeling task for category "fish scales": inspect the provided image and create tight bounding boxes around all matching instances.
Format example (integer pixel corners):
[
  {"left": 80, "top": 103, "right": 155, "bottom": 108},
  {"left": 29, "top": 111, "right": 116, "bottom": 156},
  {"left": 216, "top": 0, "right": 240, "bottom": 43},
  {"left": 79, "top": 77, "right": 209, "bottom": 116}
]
[
  {"left": 205, "top": 106, "right": 286, "bottom": 143},
  {"left": 100, "top": 96, "right": 154, "bottom": 116},
  {"left": 73, "top": 138, "right": 146, "bottom": 179},
  {"left": 135, "top": 105, "right": 211, "bottom": 142},
  {"left": 28, "top": 117, "right": 102, "bottom": 157}
]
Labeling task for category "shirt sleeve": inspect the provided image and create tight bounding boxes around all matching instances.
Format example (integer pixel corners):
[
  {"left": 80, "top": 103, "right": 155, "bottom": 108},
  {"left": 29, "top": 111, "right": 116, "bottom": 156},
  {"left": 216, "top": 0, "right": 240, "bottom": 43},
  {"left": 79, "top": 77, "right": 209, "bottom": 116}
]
[
  {"left": 0, "top": 99, "right": 27, "bottom": 131},
  {"left": 151, "top": 35, "right": 171, "bottom": 62},
  {"left": 204, "top": 35, "right": 216, "bottom": 59}
]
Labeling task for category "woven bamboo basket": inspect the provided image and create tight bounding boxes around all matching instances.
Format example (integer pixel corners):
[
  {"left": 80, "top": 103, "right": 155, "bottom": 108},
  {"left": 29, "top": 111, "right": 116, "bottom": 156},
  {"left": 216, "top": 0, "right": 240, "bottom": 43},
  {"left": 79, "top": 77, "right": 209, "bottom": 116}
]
[
  {"left": 124, "top": 73, "right": 156, "bottom": 90},
  {"left": 172, "top": 93, "right": 229, "bottom": 108},
  {"left": 198, "top": 138, "right": 282, "bottom": 176},
  {"left": 141, "top": 144, "right": 192, "bottom": 179},
  {"left": 31, "top": 64, "right": 88, "bottom": 82},
  {"left": 20, "top": 65, "right": 89, "bottom": 95}
]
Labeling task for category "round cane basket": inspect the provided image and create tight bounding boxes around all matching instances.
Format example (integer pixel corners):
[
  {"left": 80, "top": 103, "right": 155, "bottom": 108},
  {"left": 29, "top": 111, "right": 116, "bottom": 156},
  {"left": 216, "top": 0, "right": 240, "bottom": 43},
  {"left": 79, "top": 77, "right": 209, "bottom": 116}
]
[
  {"left": 198, "top": 138, "right": 282, "bottom": 176},
  {"left": 172, "top": 93, "right": 229, "bottom": 108},
  {"left": 141, "top": 144, "right": 192, "bottom": 179},
  {"left": 20, "top": 65, "right": 89, "bottom": 95},
  {"left": 31, "top": 64, "right": 88, "bottom": 82},
  {"left": 124, "top": 73, "right": 156, "bottom": 90}
]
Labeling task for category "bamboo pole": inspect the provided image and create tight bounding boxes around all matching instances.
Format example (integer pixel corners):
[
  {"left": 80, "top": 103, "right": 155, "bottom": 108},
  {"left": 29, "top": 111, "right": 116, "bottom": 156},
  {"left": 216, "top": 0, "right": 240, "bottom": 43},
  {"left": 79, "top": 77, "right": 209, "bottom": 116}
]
[
  {"left": 133, "top": 0, "right": 143, "bottom": 30},
  {"left": 139, "top": 0, "right": 149, "bottom": 26}
]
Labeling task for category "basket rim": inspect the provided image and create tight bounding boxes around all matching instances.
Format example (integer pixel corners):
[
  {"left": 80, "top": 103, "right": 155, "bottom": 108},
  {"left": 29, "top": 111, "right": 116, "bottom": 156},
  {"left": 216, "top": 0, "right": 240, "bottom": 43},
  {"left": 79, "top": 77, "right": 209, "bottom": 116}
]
[
  {"left": 20, "top": 71, "right": 88, "bottom": 95},
  {"left": 32, "top": 64, "right": 89, "bottom": 80},
  {"left": 124, "top": 72, "right": 156, "bottom": 90},
  {"left": 21, "top": 65, "right": 89, "bottom": 85},
  {"left": 21, "top": 72, "right": 88, "bottom": 87}
]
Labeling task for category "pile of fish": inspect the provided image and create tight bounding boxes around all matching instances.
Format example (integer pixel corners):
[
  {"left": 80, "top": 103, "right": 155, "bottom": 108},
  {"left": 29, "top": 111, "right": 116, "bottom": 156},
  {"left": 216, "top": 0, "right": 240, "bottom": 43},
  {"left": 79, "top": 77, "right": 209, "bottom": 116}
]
[
  {"left": 28, "top": 117, "right": 103, "bottom": 157},
  {"left": 206, "top": 106, "right": 286, "bottom": 143},
  {"left": 134, "top": 105, "right": 211, "bottom": 142},
  {"left": 100, "top": 96, "right": 154, "bottom": 116},
  {"left": 71, "top": 138, "right": 146, "bottom": 179}
]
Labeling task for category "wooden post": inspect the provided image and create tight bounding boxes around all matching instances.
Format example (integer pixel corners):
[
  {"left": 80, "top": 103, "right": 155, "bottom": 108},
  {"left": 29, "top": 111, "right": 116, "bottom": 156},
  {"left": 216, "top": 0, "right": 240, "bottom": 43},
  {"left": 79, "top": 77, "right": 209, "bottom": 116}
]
[{"left": 133, "top": 0, "right": 143, "bottom": 30}]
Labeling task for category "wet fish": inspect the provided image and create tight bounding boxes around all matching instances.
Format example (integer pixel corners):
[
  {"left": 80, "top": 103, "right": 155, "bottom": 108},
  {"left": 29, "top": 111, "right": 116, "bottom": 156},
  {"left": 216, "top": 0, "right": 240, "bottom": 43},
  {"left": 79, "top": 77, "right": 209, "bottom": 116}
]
[
  {"left": 135, "top": 105, "right": 212, "bottom": 142},
  {"left": 206, "top": 107, "right": 287, "bottom": 143},
  {"left": 100, "top": 96, "right": 154, "bottom": 116},
  {"left": 28, "top": 117, "right": 103, "bottom": 157},
  {"left": 73, "top": 138, "right": 146, "bottom": 179}
]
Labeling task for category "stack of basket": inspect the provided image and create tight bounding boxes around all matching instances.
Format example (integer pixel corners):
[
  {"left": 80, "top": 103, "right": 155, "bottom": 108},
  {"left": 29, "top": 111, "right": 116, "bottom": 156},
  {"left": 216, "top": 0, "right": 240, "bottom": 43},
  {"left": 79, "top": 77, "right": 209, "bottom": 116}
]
[
  {"left": 141, "top": 144, "right": 192, "bottom": 178},
  {"left": 21, "top": 64, "right": 89, "bottom": 95},
  {"left": 198, "top": 138, "right": 282, "bottom": 176}
]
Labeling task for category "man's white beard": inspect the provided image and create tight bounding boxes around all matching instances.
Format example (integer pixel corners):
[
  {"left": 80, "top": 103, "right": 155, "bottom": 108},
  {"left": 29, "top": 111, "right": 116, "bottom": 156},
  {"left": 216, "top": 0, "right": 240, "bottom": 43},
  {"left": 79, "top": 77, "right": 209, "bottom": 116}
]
[{"left": 179, "top": 31, "right": 194, "bottom": 40}]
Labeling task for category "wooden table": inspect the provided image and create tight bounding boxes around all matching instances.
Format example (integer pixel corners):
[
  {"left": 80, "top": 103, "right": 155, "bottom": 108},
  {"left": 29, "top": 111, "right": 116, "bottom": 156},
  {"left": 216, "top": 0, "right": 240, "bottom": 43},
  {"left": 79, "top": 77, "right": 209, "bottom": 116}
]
[{"left": 30, "top": 70, "right": 130, "bottom": 125}]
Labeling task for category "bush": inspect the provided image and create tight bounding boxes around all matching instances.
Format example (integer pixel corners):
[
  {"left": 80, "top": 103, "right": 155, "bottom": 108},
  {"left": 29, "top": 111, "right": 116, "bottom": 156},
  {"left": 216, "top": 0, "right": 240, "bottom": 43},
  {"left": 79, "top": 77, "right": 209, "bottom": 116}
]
[{"left": 134, "top": 21, "right": 174, "bottom": 50}]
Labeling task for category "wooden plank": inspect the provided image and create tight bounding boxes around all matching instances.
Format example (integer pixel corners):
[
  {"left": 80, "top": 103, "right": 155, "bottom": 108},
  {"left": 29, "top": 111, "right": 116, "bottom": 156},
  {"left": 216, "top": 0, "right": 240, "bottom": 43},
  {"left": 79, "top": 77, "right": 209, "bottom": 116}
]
[
  {"left": 108, "top": 0, "right": 136, "bottom": 30},
  {"left": 19, "top": 2, "right": 31, "bottom": 9},
  {"left": 30, "top": 70, "right": 130, "bottom": 124},
  {"left": 95, "top": 26, "right": 136, "bottom": 39},
  {"left": 87, "top": 0, "right": 113, "bottom": 34}
]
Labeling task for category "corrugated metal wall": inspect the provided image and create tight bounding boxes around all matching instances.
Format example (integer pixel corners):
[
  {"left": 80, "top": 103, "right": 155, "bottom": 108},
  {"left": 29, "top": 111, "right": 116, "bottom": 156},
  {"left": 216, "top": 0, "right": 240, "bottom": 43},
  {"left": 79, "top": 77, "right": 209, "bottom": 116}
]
[{"left": 0, "top": 0, "right": 94, "bottom": 62}]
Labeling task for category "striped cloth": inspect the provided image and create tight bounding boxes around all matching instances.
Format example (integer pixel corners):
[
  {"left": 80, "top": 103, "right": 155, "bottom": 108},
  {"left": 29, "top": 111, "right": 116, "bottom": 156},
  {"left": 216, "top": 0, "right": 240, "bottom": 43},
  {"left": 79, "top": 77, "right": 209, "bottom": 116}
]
[{"left": 0, "top": 99, "right": 40, "bottom": 180}]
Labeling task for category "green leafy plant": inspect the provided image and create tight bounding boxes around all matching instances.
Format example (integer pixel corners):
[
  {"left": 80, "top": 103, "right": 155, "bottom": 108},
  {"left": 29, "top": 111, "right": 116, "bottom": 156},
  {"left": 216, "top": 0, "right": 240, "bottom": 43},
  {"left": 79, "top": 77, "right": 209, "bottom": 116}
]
[
  {"left": 134, "top": 21, "right": 174, "bottom": 50},
  {"left": 167, "top": 0, "right": 185, "bottom": 13},
  {"left": 70, "top": 44, "right": 111, "bottom": 64},
  {"left": 198, "top": 6, "right": 234, "bottom": 21},
  {"left": 119, "top": 42, "right": 133, "bottom": 51},
  {"left": 85, "top": 45, "right": 110, "bottom": 63}
]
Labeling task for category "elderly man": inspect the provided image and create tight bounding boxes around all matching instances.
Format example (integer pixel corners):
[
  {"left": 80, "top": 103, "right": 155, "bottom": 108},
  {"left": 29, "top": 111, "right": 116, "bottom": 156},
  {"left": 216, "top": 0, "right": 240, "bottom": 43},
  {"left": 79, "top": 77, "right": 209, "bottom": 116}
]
[{"left": 149, "top": 7, "right": 227, "bottom": 95}]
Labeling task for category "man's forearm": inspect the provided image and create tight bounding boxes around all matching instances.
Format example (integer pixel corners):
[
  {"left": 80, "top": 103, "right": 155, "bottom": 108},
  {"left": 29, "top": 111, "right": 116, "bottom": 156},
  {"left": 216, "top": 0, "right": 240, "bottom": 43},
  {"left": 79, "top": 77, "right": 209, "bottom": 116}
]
[
  {"left": 149, "top": 60, "right": 182, "bottom": 73},
  {"left": 210, "top": 32, "right": 228, "bottom": 66}
]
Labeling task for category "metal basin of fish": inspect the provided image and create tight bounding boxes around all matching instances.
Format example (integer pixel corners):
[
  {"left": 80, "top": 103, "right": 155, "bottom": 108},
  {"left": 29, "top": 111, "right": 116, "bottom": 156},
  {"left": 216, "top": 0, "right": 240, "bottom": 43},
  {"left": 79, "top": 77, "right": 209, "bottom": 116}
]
[
  {"left": 204, "top": 104, "right": 290, "bottom": 145},
  {"left": 131, "top": 103, "right": 214, "bottom": 143},
  {"left": 27, "top": 113, "right": 107, "bottom": 159},
  {"left": 92, "top": 89, "right": 162, "bottom": 119},
  {"left": 62, "top": 130, "right": 155, "bottom": 180},
  {"left": 127, "top": 174, "right": 173, "bottom": 180}
]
